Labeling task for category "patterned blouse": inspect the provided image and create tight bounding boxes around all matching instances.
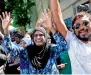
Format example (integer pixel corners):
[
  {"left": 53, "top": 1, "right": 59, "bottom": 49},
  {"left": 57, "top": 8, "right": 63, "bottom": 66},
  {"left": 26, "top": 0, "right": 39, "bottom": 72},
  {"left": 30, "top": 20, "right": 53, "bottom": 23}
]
[{"left": 4, "top": 32, "right": 68, "bottom": 74}]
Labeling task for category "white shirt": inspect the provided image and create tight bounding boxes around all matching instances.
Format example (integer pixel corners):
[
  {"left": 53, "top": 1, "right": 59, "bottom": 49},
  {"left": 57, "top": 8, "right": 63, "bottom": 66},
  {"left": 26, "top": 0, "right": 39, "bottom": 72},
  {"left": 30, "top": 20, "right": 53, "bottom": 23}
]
[{"left": 65, "top": 31, "right": 91, "bottom": 74}]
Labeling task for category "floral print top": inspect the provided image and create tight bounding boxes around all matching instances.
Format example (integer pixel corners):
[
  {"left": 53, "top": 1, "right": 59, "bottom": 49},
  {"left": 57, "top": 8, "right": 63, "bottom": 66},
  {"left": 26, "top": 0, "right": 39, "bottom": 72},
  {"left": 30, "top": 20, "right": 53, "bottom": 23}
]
[{"left": 4, "top": 32, "right": 68, "bottom": 74}]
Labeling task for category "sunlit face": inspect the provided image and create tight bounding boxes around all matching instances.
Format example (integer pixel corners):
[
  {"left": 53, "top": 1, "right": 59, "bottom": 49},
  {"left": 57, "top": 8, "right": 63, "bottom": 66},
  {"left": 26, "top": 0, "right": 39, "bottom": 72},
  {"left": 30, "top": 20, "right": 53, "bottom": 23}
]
[
  {"left": 33, "top": 31, "right": 46, "bottom": 46},
  {"left": 21, "top": 40, "right": 27, "bottom": 48},
  {"left": 73, "top": 15, "right": 91, "bottom": 42}
]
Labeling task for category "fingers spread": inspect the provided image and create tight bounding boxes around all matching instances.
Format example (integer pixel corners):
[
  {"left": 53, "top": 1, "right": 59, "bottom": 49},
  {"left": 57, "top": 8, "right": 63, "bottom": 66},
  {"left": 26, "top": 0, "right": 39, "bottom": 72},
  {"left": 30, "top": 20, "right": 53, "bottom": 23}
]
[
  {"left": 0, "top": 15, "right": 3, "bottom": 21},
  {"left": 2, "top": 12, "right": 5, "bottom": 19}
]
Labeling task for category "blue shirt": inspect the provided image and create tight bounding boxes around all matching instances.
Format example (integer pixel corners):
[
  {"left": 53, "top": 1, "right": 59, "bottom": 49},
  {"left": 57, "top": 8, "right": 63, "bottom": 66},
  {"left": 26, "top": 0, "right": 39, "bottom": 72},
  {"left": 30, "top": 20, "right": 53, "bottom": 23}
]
[{"left": 4, "top": 32, "right": 68, "bottom": 74}]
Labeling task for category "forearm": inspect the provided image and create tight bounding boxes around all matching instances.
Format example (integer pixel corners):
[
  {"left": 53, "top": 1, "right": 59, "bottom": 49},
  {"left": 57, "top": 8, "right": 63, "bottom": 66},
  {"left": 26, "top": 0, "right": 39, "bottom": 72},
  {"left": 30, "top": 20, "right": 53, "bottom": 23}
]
[
  {"left": 4, "top": 34, "right": 11, "bottom": 46},
  {"left": 49, "top": 26, "right": 56, "bottom": 34},
  {"left": 3, "top": 28, "right": 9, "bottom": 35},
  {"left": 4, "top": 34, "right": 19, "bottom": 64},
  {"left": 4, "top": 34, "right": 15, "bottom": 52},
  {"left": 51, "top": 32, "right": 68, "bottom": 58},
  {"left": 50, "top": 0, "right": 68, "bottom": 38},
  {"left": 52, "top": 31, "right": 68, "bottom": 51}
]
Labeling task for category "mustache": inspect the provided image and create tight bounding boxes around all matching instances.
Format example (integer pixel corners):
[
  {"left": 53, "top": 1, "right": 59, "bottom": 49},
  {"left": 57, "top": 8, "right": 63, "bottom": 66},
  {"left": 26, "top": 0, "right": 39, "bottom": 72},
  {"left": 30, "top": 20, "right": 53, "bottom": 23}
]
[{"left": 79, "top": 29, "right": 88, "bottom": 33}]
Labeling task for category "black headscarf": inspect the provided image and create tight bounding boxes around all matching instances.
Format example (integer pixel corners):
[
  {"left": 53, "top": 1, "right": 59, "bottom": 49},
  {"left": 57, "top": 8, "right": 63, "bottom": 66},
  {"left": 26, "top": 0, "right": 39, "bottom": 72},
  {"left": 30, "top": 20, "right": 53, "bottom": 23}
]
[{"left": 27, "top": 27, "right": 51, "bottom": 69}]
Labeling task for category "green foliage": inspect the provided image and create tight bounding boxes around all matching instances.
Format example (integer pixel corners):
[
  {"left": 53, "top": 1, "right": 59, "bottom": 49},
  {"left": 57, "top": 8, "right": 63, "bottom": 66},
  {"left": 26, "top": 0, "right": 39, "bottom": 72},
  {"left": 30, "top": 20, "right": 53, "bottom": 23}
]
[
  {"left": 4, "top": 0, "right": 35, "bottom": 27},
  {"left": 0, "top": 0, "right": 5, "bottom": 11}
]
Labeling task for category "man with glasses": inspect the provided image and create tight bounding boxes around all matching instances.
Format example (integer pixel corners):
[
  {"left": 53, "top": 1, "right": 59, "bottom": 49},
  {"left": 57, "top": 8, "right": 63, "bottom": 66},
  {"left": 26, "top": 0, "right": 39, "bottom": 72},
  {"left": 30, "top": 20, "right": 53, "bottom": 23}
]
[
  {"left": 50, "top": 0, "right": 91, "bottom": 74},
  {"left": 72, "top": 12, "right": 91, "bottom": 42}
]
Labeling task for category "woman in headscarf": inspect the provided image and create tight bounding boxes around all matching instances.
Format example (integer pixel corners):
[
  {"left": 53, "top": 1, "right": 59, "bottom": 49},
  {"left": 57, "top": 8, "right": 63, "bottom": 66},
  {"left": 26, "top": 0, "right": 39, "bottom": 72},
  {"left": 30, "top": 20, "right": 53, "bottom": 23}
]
[
  {"left": 21, "top": 37, "right": 31, "bottom": 48},
  {"left": 19, "top": 26, "right": 67, "bottom": 74},
  {"left": 1, "top": 11, "right": 68, "bottom": 74},
  {"left": 17, "top": 37, "right": 31, "bottom": 71}
]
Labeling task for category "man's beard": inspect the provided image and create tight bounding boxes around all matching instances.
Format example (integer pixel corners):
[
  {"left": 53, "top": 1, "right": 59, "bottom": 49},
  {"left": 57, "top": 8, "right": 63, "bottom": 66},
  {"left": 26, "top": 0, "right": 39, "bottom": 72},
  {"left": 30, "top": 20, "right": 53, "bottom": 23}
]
[
  {"left": 75, "top": 29, "right": 89, "bottom": 42},
  {"left": 76, "top": 35, "right": 89, "bottom": 41}
]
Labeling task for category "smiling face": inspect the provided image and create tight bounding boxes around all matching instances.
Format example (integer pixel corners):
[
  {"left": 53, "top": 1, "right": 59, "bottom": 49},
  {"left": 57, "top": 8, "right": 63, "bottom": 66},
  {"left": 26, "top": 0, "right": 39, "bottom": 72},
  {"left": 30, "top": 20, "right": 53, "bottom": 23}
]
[
  {"left": 33, "top": 30, "right": 46, "bottom": 46},
  {"left": 73, "top": 14, "right": 91, "bottom": 42}
]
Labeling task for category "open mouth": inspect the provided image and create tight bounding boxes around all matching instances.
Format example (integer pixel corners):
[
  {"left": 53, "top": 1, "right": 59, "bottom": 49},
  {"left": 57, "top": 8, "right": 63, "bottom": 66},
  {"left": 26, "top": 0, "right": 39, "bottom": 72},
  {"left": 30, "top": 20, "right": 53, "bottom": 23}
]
[
  {"left": 36, "top": 40, "right": 42, "bottom": 42},
  {"left": 36, "top": 40, "right": 42, "bottom": 43},
  {"left": 80, "top": 31, "right": 86, "bottom": 35},
  {"left": 79, "top": 30, "right": 88, "bottom": 35}
]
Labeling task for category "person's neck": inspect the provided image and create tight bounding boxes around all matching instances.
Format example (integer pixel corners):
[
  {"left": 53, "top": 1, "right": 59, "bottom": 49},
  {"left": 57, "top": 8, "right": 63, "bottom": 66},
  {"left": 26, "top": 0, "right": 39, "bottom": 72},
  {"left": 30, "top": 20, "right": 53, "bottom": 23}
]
[
  {"left": 16, "top": 41, "right": 20, "bottom": 44},
  {"left": 36, "top": 45, "right": 44, "bottom": 49},
  {"left": 76, "top": 35, "right": 89, "bottom": 44}
]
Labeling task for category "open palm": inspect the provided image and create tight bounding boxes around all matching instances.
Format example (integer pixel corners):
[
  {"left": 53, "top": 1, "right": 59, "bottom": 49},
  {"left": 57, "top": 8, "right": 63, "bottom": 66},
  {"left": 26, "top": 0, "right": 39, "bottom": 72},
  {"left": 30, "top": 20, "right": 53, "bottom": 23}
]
[
  {"left": 42, "top": 9, "right": 52, "bottom": 29},
  {"left": 0, "top": 12, "right": 11, "bottom": 30},
  {"left": 36, "top": 9, "right": 53, "bottom": 30}
]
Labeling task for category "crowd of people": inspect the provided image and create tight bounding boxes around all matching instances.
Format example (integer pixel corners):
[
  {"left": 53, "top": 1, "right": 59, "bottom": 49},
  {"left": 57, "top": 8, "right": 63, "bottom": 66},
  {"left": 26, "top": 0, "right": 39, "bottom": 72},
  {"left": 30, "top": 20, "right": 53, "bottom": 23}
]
[{"left": 0, "top": 0, "right": 91, "bottom": 74}]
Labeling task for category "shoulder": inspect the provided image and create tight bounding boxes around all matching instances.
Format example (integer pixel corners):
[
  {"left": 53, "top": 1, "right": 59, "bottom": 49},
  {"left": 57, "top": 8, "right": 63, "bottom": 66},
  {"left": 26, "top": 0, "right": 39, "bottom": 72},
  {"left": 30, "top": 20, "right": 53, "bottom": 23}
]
[
  {"left": 26, "top": 44, "right": 32, "bottom": 49},
  {"left": 65, "top": 31, "right": 77, "bottom": 42}
]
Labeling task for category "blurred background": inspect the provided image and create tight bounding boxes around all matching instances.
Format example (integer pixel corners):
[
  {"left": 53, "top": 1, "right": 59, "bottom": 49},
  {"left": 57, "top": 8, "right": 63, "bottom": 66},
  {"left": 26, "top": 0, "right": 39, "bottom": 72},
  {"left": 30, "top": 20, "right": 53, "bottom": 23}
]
[{"left": 0, "top": 0, "right": 91, "bottom": 34}]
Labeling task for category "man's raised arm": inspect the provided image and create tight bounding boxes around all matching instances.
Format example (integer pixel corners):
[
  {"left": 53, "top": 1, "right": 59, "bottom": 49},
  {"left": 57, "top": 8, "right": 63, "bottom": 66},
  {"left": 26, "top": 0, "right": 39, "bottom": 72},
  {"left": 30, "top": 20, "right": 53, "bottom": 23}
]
[{"left": 50, "top": 0, "right": 68, "bottom": 38}]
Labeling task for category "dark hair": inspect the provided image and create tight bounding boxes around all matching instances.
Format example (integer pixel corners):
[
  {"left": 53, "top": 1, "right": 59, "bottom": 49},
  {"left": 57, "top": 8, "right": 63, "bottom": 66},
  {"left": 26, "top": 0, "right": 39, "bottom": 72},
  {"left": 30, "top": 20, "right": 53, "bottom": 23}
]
[
  {"left": 14, "top": 33, "right": 24, "bottom": 39},
  {"left": 72, "top": 12, "right": 91, "bottom": 29},
  {"left": 0, "top": 37, "right": 2, "bottom": 40},
  {"left": 77, "top": 4, "right": 89, "bottom": 13}
]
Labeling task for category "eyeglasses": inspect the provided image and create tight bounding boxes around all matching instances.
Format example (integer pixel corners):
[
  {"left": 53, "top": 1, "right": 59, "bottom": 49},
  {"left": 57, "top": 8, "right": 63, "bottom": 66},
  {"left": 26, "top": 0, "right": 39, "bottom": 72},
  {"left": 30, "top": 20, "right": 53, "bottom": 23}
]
[
  {"left": 34, "top": 34, "right": 44, "bottom": 37},
  {"left": 73, "top": 21, "right": 90, "bottom": 29}
]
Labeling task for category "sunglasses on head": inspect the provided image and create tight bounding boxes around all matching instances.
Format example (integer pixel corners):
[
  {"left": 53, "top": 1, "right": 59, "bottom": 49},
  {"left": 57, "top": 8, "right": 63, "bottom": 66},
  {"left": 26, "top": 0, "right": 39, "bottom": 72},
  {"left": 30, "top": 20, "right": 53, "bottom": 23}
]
[{"left": 73, "top": 21, "right": 90, "bottom": 29}]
